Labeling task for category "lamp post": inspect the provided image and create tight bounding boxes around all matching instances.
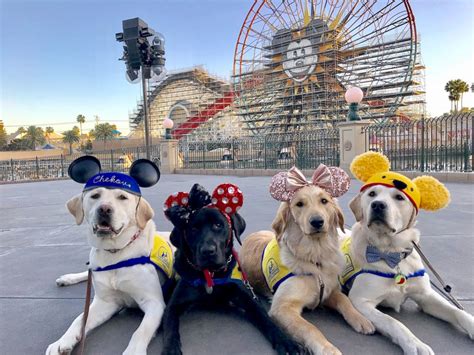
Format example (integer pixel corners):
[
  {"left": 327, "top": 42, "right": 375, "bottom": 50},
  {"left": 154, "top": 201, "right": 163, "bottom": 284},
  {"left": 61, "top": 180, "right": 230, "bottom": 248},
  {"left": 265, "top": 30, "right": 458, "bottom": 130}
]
[
  {"left": 163, "top": 118, "right": 174, "bottom": 139},
  {"left": 345, "top": 87, "right": 363, "bottom": 121}
]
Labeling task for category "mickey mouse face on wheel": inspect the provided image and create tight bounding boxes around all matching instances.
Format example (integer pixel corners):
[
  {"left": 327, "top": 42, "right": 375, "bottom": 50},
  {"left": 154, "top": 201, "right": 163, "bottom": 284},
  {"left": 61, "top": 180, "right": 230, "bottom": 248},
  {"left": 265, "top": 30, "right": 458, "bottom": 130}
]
[{"left": 68, "top": 156, "right": 160, "bottom": 195}]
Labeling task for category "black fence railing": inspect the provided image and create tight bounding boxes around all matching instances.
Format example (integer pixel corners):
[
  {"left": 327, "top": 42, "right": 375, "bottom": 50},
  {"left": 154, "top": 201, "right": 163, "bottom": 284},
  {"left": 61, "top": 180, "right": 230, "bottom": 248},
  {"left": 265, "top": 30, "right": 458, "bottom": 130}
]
[
  {"left": 178, "top": 130, "right": 340, "bottom": 170},
  {"left": 364, "top": 113, "right": 473, "bottom": 172},
  {"left": 0, "top": 145, "right": 161, "bottom": 183}
]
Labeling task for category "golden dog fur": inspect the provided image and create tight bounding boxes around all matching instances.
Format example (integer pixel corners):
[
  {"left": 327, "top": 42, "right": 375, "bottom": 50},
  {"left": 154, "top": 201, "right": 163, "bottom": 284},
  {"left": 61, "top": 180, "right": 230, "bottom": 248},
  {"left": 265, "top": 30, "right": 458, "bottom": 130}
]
[{"left": 240, "top": 185, "right": 374, "bottom": 355}]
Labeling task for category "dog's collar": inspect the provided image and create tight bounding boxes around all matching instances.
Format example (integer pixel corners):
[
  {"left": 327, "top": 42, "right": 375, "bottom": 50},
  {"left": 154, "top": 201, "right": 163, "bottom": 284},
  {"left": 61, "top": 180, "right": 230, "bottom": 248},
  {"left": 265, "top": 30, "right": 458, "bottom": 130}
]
[{"left": 104, "top": 230, "right": 141, "bottom": 253}]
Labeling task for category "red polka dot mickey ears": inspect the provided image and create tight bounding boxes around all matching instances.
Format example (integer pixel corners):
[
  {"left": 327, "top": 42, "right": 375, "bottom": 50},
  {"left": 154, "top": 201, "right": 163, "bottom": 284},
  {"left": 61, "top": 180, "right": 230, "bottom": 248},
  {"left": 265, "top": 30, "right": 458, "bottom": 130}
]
[
  {"left": 163, "top": 183, "right": 243, "bottom": 220},
  {"left": 211, "top": 183, "right": 243, "bottom": 215},
  {"left": 163, "top": 192, "right": 190, "bottom": 211}
]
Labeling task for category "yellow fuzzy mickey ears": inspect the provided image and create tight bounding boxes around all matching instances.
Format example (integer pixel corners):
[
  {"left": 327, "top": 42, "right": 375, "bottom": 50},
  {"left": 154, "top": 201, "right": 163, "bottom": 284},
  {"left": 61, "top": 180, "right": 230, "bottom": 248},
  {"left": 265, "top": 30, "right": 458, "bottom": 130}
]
[
  {"left": 350, "top": 151, "right": 390, "bottom": 182},
  {"left": 413, "top": 176, "right": 451, "bottom": 211}
]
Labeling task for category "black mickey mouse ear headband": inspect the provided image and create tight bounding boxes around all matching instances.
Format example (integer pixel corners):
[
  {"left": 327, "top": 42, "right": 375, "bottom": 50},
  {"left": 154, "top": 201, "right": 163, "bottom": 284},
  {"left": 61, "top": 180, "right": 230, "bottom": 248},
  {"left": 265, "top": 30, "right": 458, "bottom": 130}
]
[
  {"left": 129, "top": 159, "right": 160, "bottom": 187},
  {"left": 68, "top": 156, "right": 160, "bottom": 196},
  {"left": 68, "top": 156, "right": 101, "bottom": 183}
]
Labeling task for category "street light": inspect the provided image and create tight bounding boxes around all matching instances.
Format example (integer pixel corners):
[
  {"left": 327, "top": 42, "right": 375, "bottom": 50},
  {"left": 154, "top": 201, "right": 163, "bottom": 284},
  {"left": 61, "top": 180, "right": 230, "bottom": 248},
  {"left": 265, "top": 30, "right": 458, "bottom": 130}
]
[
  {"left": 163, "top": 118, "right": 174, "bottom": 139},
  {"left": 116, "top": 18, "right": 166, "bottom": 159},
  {"left": 345, "top": 86, "right": 363, "bottom": 121}
]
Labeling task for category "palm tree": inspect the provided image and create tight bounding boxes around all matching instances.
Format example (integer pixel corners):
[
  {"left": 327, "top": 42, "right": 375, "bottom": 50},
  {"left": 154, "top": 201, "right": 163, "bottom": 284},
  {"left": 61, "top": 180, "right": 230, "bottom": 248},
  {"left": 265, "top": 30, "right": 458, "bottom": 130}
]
[
  {"left": 76, "top": 114, "right": 85, "bottom": 145},
  {"left": 62, "top": 129, "right": 80, "bottom": 155},
  {"left": 24, "top": 126, "right": 46, "bottom": 150},
  {"left": 17, "top": 126, "right": 26, "bottom": 135},
  {"left": 45, "top": 126, "right": 54, "bottom": 143},
  {"left": 93, "top": 123, "right": 115, "bottom": 150},
  {"left": 445, "top": 79, "right": 470, "bottom": 113}
]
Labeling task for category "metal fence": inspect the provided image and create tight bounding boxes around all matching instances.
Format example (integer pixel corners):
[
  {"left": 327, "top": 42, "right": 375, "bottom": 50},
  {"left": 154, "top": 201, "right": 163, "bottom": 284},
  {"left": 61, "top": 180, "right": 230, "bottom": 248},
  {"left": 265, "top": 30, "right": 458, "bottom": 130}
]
[
  {"left": 364, "top": 113, "right": 473, "bottom": 172},
  {"left": 178, "top": 129, "right": 340, "bottom": 170},
  {"left": 0, "top": 145, "right": 161, "bottom": 183}
]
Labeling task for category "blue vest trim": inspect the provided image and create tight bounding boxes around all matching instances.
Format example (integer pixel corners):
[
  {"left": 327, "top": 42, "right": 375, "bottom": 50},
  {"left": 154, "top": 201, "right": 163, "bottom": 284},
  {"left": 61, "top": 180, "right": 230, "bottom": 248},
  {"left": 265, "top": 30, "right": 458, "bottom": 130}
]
[
  {"left": 93, "top": 255, "right": 168, "bottom": 280},
  {"left": 342, "top": 268, "right": 426, "bottom": 293}
]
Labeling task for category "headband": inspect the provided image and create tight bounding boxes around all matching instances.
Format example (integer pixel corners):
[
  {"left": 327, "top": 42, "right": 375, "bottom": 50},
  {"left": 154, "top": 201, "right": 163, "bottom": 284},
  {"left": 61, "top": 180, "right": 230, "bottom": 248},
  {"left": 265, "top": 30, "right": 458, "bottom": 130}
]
[
  {"left": 270, "top": 164, "right": 350, "bottom": 202},
  {"left": 68, "top": 156, "right": 160, "bottom": 195}
]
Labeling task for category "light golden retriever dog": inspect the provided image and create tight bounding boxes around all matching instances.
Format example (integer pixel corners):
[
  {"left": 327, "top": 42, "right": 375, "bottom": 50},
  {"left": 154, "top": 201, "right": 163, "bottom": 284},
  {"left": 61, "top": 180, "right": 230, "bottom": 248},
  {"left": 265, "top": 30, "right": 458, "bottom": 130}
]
[
  {"left": 47, "top": 158, "right": 170, "bottom": 355},
  {"left": 240, "top": 166, "right": 374, "bottom": 355},
  {"left": 343, "top": 151, "right": 474, "bottom": 354},
  {"left": 346, "top": 186, "right": 474, "bottom": 354}
]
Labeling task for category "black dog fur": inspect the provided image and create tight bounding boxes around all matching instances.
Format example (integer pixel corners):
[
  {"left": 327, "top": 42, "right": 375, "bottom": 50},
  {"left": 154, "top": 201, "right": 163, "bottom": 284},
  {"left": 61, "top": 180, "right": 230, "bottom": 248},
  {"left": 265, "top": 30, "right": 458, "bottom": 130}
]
[{"left": 162, "top": 184, "right": 304, "bottom": 355}]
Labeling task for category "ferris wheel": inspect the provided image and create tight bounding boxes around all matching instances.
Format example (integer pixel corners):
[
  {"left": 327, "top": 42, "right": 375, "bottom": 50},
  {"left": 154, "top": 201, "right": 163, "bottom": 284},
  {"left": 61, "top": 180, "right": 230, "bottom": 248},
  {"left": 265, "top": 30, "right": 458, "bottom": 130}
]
[{"left": 233, "top": 0, "right": 420, "bottom": 135}]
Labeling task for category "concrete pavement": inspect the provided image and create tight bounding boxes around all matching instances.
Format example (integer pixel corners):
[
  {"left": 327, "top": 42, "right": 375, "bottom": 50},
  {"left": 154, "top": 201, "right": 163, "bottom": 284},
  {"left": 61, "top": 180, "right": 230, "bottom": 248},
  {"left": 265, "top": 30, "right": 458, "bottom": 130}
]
[{"left": 0, "top": 175, "right": 473, "bottom": 354}]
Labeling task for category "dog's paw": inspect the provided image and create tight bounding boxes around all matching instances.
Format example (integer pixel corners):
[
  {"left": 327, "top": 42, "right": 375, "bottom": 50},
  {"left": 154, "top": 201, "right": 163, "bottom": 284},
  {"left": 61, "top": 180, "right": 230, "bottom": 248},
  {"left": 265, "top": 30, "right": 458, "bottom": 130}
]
[
  {"left": 403, "top": 339, "right": 434, "bottom": 355},
  {"left": 347, "top": 313, "right": 376, "bottom": 335},
  {"left": 55, "top": 273, "right": 83, "bottom": 286},
  {"left": 456, "top": 311, "right": 474, "bottom": 339},
  {"left": 123, "top": 344, "right": 146, "bottom": 355},
  {"left": 274, "top": 336, "right": 307, "bottom": 355},
  {"left": 161, "top": 344, "right": 183, "bottom": 355},
  {"left": 45, "top": 340, "right": 74, "bottom": 355},
  {"left": 320, "top": 342, "right": 342, "bottom": 355}
]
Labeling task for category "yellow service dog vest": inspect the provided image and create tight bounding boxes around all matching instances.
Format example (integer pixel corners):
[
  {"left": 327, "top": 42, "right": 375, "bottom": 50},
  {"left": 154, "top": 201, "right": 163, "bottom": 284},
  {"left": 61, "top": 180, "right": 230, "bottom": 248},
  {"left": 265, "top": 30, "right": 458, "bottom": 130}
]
[
  {"left": 93, "top": 234, "right": 174, "bottom": 279},
  {"left": 261, "top": 238, "right": 295, "bottom": 293}
]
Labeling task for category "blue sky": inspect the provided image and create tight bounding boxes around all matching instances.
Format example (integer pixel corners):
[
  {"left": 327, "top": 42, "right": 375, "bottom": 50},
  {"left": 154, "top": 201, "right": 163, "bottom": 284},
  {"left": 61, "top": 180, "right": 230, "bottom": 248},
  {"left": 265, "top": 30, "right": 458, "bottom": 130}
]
[{"left": 1, "top": 0, "right": 473, "bottom": 134}]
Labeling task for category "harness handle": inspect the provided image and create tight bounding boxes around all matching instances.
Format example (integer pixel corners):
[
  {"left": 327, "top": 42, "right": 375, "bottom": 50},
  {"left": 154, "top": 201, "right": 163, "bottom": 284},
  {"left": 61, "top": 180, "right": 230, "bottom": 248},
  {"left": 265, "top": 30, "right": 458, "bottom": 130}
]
[
  {"left": 412, "top": 242, "right": 464, "bottom": 310},
  {"left": 79, "top": 269, "right": 93, "bottom": 355}
]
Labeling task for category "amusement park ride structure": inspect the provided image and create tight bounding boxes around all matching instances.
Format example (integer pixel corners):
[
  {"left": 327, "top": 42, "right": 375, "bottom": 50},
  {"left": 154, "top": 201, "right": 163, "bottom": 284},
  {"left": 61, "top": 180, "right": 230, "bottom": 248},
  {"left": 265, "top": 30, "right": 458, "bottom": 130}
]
[{"left": 129, "top": 0, "right": 426, "bottom": 140}]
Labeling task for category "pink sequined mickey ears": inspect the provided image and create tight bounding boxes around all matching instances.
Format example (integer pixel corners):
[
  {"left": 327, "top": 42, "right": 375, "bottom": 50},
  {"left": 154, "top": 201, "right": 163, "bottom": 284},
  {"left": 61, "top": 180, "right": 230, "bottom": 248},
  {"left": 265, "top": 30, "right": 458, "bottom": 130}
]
[
  {"left": 163, "top": 192, "right": 190, "bottom": 211},
  {"left": 211, "top": 183, "right": 243, "bottom": 215},
  {"left": 269, "top": 165, "right": 350, "bottom": 202}
]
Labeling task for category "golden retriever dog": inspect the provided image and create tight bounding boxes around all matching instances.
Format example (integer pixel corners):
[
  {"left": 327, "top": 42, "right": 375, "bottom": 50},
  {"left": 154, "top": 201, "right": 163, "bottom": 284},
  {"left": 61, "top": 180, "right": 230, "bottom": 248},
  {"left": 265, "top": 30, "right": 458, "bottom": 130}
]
[
  {"left": 342, "top": 152, "right": 474, "bottom": 354},
  {"left": 240, "top": 166, "right": 374, "bottom": 355}
]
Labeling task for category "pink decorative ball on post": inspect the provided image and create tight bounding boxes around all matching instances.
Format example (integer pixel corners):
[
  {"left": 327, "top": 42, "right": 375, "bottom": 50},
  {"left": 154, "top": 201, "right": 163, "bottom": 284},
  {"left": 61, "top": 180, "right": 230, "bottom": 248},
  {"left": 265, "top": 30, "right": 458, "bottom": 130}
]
[
  {"left": 345, "top": 87, "right": 364, "bottom": 104},
  {"left": 163, "top": 118, "right": 174, "bottom": 129}
]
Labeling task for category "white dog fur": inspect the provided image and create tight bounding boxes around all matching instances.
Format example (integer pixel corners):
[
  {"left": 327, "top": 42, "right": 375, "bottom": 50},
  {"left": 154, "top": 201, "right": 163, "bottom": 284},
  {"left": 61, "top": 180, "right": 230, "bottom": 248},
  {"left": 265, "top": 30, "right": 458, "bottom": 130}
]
[
  {"left": 347, "top": 184, "right": 474, "bottom": 354},
  {"left": 46, "top": 187, "right": 170, "bottom": 355}
]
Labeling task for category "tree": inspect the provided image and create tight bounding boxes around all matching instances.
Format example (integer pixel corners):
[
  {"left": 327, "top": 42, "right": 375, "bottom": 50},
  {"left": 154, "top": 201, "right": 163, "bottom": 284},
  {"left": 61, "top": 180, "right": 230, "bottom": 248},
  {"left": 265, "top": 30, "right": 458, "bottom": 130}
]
[
  {"left": 24, "top": 126, "right": 46, "bottom": 150},
  {"left": 45, "top": 126, "right": 54, "bottom": 143},
  {"left": 76, "top": 114, "right": 85, "bottom": 138},
  {"left": 93, "top": 123, "right": 115, "bottom": 150},
  {"left": 62, "top": 129, "right": 80, "bottom": 155},
  {"left": 0, "top": 121, "right": 7, "bottom": 148},
  {"left": 445, "top": 79, "right": 469, "bottom": 113}
]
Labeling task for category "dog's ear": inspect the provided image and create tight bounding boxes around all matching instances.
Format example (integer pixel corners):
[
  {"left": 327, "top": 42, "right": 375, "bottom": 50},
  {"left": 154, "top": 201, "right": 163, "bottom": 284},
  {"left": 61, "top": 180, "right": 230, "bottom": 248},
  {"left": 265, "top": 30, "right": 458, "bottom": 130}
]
[
  {"left": 349, "top": 194, "right": 363, "bottom": 222},
  {"left": 272, "top": 202, "right": 290, "bottom": 241},
  {"left": 231, "top": 213, "right": 246, "bottom": 245},
  {"left": 165, "top": 205, "right": 190, "bottom": 229},
  {"left": 169, "top": 229, "right": 182, "bottom": 248},
  {"left": 136, "top": 197, "right": 154, "bottom": 230},
  {"left": 188, "top": 183, "right": 212, "bottom": 210},
  {"left": 66, "top": 194, "right": 84, "bottom": 225},
  {"left": 406, "top": 206, "right": 417, "bottom": 230},
  {"left": 333, "top": 202, "right": 346, "bottom": 233}
]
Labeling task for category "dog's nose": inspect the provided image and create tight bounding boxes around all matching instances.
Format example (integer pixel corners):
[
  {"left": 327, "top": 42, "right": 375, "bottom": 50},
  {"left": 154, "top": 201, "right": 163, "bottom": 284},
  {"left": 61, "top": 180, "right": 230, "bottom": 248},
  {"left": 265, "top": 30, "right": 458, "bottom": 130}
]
[
  {"left": 371, "top": 201, "right": 387, "bottom": 212},
  {"left": 98, "top": 204, "right": 113, "bottom": 217},
  {"left": 310, "top": 216, "right": 324, "bottom": 230},
  {"left": 201, "top": 244, "right": 217, "bottom": 257}
]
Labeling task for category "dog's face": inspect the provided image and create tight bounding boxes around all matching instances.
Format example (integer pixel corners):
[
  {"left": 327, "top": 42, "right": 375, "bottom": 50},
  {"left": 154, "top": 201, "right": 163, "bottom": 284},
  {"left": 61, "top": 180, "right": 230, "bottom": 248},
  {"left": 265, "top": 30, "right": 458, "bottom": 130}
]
[
  {"left": 273, "top": 185, "right": 344, "bottom": 239},
  {"left": 350, "top": 185, "right": 416, "bottom": 239},
  {"left": 168, "top": 206, "right": 246, "bottom": 271},
  {"left": 66, "top": 187, "right": 153, "bottom": 250}
]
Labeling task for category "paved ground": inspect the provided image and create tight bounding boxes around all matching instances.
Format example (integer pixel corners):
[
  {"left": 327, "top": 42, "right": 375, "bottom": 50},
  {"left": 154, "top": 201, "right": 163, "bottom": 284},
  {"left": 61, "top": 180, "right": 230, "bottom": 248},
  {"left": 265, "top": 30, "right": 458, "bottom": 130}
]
[{"left": 0, "top": 175, "right": 473, "bottom": 355}]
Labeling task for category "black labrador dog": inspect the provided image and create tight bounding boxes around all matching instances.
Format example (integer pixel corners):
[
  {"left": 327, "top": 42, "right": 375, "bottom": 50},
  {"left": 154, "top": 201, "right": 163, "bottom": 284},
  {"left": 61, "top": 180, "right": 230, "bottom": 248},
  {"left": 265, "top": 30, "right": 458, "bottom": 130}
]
[{"left": 162, "top": 183, "right": 304, "bottom": 355}]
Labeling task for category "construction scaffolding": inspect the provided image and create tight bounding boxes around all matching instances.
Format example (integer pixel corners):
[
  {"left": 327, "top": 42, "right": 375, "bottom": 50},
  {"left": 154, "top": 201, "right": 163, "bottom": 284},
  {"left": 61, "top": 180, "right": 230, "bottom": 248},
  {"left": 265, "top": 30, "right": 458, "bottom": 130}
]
[
  {"left": 128, "top": 66, "right": 243, "bottom": 141},
  {"left": 233, "top": 0, "right": 426, "bottom": 134}
]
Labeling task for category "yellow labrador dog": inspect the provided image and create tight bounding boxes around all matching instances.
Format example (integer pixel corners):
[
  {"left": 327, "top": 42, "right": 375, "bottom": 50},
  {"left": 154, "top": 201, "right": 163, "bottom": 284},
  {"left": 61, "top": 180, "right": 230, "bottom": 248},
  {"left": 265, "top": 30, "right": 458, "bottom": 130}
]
[
  {"left": 240, "top": 166, "right": 374, "bottom": 355},
  {"left": 46, "top": 157, "right": 171, "bottom": 355},
  {"left": 342, "top": 152, "right": 474, "bottom": 354}
]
